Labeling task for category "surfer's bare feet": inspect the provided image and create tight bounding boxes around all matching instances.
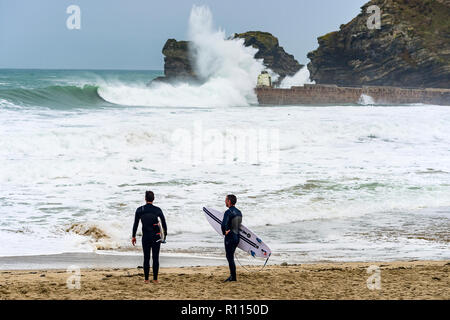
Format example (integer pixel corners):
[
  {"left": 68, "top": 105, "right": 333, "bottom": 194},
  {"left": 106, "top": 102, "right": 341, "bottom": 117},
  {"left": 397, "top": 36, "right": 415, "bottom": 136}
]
[
  {"left": 152, "top": 280, "right": 159, "bottom": 284},
  {"left": 144, "top": 280, "right": 150, "bottom": 284}
]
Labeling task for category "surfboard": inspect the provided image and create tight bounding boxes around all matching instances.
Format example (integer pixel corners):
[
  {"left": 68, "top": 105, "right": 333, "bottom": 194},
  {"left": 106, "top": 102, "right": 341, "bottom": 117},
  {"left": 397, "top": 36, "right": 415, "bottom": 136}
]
[
  {"left": 156, "top": 217, "right": 166, "bottom": 243},
  {"left": 203, "top": 207, "right": 271, "bottom": 259}
]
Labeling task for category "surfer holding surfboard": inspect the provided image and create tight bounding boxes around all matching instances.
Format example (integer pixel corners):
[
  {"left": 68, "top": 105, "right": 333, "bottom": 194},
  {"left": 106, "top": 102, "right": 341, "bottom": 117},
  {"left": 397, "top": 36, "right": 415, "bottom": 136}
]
[
  {"left": 132, "top": 191, "right": 168, "bottom": 284},
  {"left": 222, "top": 194, "right": 242, "bottom": 282},
  {"left": 203, "top": 198, "right": 271, "bottom": 280}
]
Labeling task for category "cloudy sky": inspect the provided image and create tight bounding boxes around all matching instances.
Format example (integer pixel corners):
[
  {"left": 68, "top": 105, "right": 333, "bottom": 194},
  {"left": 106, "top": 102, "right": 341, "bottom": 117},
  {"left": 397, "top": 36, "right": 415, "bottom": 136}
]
[{"left": 0, "top": 0, "right": 366, "bottom": 69}]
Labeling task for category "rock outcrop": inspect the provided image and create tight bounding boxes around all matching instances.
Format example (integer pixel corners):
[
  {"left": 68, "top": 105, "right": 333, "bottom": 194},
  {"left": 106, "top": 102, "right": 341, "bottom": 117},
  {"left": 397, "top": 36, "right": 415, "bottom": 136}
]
[
  {"left": 233, "top": 31, "right": 303, "bottom": 84},
  {"left": 151, "top": 39, "right": 199, "bottom": 83},
  {"left": 307, "top": 0, "right": 450, "bottom": 88},
  {"left": 152, "top": 31, "right": 302, "bottom": 86}
]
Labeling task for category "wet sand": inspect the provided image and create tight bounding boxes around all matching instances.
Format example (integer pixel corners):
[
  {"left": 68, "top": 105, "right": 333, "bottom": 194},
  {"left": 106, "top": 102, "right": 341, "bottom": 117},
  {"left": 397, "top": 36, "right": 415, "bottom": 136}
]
[
  {"left": 0, "top": 260, "right": 448, "bottom": 300},
  {"left": 0, "top": 252, "right": 228, "bottom": 270}
]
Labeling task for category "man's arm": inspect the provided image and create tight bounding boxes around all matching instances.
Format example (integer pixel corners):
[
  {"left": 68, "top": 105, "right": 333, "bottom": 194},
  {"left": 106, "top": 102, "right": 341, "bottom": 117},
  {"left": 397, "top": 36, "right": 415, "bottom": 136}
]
[
  {"left": 221, "top": 210, "right": 230, "bottom": 235},
  {"left": 132, "top": 208, "right": 140, "bottom": 238}
]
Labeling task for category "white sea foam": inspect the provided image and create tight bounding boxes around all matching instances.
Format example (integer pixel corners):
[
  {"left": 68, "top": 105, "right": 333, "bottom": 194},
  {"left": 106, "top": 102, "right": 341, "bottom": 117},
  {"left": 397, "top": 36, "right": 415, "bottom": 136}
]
[
  {"left": 358, "top": 94, "right": 376, "bottom": 105},
  {"left": 0, "top": 98, "right": 22, "bottom": 109},
  {"left": 1, "top": 102, "right": 450, "bottom": 257}
]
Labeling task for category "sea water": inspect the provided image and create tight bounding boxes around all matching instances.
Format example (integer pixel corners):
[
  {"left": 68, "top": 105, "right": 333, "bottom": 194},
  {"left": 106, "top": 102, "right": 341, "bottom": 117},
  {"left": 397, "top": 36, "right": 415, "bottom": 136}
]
[
  {"left": 0, "top": 68, "right": 449, "bottom": 263},
  {"left": 0, "top": 5, "right": 449, "bottom": 264}
]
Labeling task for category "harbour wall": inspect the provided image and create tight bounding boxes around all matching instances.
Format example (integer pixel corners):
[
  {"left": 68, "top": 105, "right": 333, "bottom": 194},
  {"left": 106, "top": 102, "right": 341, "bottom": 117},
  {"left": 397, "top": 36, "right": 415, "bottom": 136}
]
[{"left": 256, "top": 84, "right": 450, "bottom": 106}]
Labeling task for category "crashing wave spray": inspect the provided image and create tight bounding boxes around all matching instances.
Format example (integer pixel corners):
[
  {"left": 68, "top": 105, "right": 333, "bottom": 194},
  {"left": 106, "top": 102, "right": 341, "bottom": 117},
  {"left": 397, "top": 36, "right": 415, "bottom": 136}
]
[
  {"left": 279, "top": 66, "right": 315, "bottom": 88},
  {"left": 98, "top": 5, "right": 267, "bottom": 107},
  {"left": 358, "top": 94, "right": 376, "bottom": 106}
]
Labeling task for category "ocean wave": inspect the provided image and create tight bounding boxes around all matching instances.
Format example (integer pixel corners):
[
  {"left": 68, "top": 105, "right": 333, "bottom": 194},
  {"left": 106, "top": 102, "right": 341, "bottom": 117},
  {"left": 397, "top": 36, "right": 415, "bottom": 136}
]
[
  {"left": 65, "top": 223, "right": 122, "bottom": 250},
  {"left": 97, "top": 6, "right": 266, "bottom": 108},
  {"left": 0, "top": 85, "right": 111, "bottom": 109},
  {"left": 65, "top": 223, "right": 110, "bottom": 241}
]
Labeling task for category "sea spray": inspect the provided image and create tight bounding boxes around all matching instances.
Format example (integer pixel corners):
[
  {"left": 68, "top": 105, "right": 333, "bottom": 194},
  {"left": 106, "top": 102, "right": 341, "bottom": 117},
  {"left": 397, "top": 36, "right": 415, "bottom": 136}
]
[
  {"left": 279, "top": 66, "right": 315, "bottom": 88},
  {"left": 358, "top": 94, "right": 376, "bottom": 106},
  {"left": 187, "top": 5, "right": 265, "bottom": 101},
  {"left": 97, "top": 5, "right": 267, "bottom": 107}
]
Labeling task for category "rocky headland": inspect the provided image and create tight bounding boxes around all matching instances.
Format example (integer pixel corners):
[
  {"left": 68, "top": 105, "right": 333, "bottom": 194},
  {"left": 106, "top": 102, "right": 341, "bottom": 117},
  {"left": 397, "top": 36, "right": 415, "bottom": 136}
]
[{"left": 307, "top": 0, "right": 450, "bottom": 88}]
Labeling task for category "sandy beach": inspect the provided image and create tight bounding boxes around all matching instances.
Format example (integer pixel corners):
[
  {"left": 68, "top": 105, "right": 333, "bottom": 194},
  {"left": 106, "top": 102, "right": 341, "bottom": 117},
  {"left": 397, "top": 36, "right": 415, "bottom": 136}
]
[{"left": 0, "top": 260, "right": 448, "bottom": 300}]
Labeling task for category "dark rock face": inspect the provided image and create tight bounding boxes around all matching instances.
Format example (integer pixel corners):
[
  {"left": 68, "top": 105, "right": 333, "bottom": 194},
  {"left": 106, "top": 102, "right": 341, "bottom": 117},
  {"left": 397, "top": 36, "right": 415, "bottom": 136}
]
[
  {"left": 151, "top": 39, "right": 198, "bottom": 83},
  {"left": 233, "top": 31, "right": 303, "bottom": 84},
  {"left": 152, "top": 31, "right": 302, "bottom": 86},
  {"left": 162, "top": 39, "right": 196, "bottom": 79},
  {"left": 307, "top": 0, "right": 450, "bottom": 88}
]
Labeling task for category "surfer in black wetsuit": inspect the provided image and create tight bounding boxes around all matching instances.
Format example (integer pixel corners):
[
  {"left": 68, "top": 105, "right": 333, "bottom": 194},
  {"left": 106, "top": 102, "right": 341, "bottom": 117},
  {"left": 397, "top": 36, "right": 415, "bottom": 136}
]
[
  {"left": 221, "top": 194, "right": 242, "bottom": 282},
  {"left": 132, "top": 191, "right": 167, "bottom": 284}
]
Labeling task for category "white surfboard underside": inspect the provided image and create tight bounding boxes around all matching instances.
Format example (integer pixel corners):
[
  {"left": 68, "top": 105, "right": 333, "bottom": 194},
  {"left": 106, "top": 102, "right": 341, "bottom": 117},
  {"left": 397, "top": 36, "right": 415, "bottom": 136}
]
[{"left": 203, "top": 207, "right": 271, "bottom": 259}]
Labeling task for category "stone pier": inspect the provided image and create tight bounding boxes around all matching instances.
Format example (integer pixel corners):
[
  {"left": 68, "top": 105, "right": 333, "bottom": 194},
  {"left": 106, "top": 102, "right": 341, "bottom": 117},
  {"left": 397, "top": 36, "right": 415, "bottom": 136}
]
[{"left": 256, "top": 84, "right": 450, "bottom": 106}]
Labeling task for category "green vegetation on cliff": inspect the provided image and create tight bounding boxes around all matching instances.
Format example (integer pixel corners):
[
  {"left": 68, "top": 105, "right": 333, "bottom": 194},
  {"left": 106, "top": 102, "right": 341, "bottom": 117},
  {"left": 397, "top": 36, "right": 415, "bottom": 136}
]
[
  {"left": 307, "top": 0, "right": 450, "bottom": 88},
  {"left": 234, "top": 31, "right": 303, "bottom": 84},
  {"left": 234, "top": 31, "right": 279, "bottom": 52}
]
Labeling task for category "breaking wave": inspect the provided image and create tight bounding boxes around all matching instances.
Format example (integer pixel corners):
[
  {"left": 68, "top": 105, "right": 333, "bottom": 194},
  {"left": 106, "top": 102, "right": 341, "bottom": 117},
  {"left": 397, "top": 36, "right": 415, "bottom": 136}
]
[
  {"left": 98, "top": 5, "right": 267, "bottom": 108},
  {"left": 0, "top": 85, "right": 111, "bottom": 109},
  {"left": 65, "top": 223, "right": 122, "bottom": 251},
  {"left": 0, "top": 6, "right": 301, "bottom": 109}
]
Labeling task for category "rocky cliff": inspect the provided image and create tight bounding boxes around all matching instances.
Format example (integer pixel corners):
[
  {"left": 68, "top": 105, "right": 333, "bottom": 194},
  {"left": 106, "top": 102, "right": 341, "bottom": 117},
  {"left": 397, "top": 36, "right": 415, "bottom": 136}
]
[
  {"left": 152, "top": 31, "right": 302, "bottom": 85},
  {"left": 151, "top": 39, "right": 199, "bottom": 83},
  {"left": 307, "top": 0, "right": 450, "bottom": 88},
  {"left": 233, "top": 31, "right": 303, "bottom": 84}
]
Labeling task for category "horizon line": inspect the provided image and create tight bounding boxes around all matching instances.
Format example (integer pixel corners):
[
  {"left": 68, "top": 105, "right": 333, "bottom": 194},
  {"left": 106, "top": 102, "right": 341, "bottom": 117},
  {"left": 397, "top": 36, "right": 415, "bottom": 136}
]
[{"left": 0, "top": 67, "right": 164, "bottom": 72}]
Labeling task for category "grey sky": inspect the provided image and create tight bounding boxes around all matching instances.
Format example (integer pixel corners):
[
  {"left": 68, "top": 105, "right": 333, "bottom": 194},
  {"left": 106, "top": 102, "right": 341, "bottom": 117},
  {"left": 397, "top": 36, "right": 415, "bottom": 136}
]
[{"left": 0, "top": 0, "right": 367, "bottom": 70}]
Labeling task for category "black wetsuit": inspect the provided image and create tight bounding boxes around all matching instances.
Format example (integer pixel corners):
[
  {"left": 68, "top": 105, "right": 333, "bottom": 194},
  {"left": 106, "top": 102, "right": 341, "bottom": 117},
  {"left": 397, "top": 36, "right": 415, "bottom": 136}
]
[
  {"left": 132, "top": 204, "right": 167, "bottom": 281},
  {"left": 221, "top": 206, "right": 242, "bottom": 281}
]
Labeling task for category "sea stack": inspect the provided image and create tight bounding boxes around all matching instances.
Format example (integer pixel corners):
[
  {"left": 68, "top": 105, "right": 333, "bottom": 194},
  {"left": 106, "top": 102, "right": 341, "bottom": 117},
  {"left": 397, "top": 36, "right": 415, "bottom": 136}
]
[{"left": 151, "top": 39, "right": 199, "bottom": 84}]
